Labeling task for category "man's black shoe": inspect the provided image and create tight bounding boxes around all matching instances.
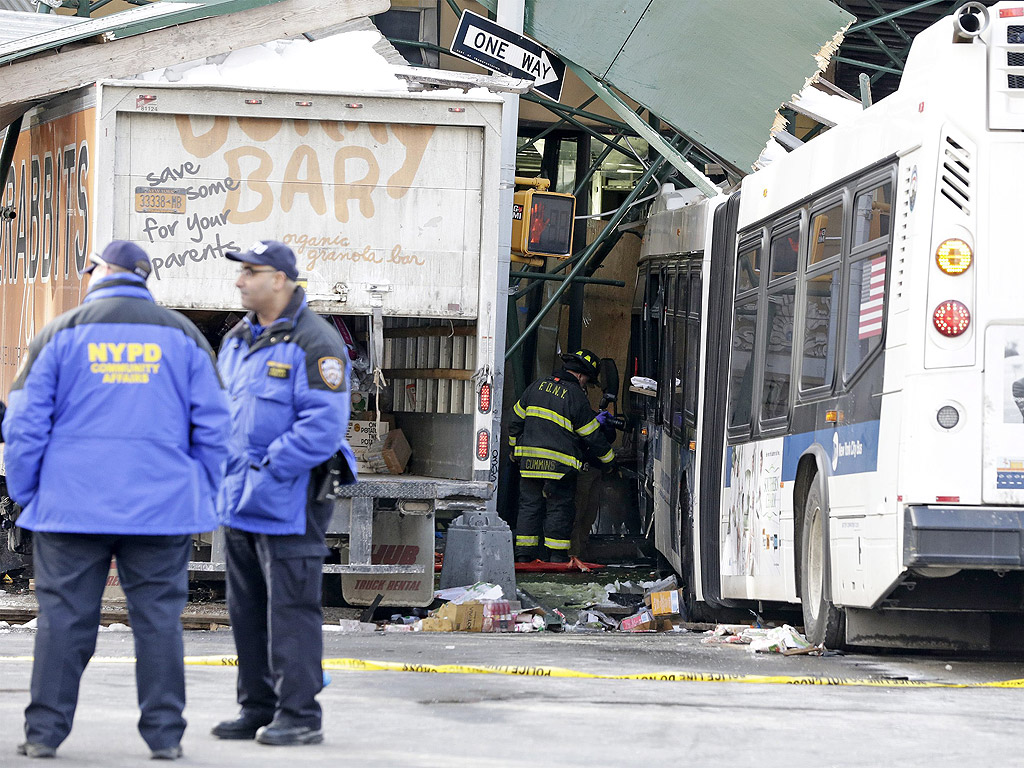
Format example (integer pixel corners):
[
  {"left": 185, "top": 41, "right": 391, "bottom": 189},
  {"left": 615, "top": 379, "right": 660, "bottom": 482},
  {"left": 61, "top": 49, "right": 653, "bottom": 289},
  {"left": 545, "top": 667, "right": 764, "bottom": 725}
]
[
  {"left": 515, "top": 548, "right": 539, "bottom": 563},
  {"left": 211, "top": 715, "right": 272, "bottom": 740},
  {"left": 255, "top": 723, "right": 324, "bottom": 746},
  {"left": 16, "top": 742, "right": 56, "bottom": 759},
  {"left": 548, "top": 551, "right": 570, "bottom": 564}
]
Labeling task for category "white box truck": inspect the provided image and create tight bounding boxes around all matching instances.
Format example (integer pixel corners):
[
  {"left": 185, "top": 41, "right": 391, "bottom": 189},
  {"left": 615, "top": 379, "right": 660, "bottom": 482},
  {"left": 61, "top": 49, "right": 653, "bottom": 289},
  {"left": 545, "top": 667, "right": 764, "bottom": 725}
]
[{"left": 0, "top": 79, "right": 506, "bottom": 605}]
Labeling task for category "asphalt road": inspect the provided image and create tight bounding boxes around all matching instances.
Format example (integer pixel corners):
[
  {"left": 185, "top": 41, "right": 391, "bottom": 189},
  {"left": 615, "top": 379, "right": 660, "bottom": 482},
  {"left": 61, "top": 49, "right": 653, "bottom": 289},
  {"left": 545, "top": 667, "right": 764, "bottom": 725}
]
[{"left": 1, "top": 626, "right": 1023, "bottom": 767}]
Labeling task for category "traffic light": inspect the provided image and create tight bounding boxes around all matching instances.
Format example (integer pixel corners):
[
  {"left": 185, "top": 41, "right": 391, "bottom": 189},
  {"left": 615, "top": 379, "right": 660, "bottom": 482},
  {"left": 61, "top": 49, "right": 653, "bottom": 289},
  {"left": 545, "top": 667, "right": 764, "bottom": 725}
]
[{"left": 511, "top": 190, "right": 575, "bottom": 259}]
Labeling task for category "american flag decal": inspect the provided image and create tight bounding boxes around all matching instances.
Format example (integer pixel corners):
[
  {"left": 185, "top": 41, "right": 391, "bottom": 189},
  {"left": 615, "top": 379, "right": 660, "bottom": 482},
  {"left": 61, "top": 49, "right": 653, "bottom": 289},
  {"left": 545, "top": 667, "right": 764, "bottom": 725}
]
[{"left": 858, "top": 256, "right": 886, "bottom": 339}]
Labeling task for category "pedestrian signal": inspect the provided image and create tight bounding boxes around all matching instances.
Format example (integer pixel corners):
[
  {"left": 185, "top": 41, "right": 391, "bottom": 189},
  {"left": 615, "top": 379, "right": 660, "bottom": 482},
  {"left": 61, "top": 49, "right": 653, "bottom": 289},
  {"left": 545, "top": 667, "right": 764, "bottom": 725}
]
[{"left": 512, "top": 190, "right": 575, "bottom": 258}]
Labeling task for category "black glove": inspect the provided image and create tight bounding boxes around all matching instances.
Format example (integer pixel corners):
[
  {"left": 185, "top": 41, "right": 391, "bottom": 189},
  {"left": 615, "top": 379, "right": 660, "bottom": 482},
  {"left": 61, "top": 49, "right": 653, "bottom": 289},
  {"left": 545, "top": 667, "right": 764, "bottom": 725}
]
[{"left": 601, "top": 462, "right": 617, "bottom": 476}]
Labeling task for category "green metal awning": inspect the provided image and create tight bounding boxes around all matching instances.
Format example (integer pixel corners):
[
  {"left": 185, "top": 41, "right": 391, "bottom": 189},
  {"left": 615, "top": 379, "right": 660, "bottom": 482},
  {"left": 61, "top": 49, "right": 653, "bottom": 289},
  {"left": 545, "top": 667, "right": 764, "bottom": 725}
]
[
  {"left": 480, "top": 0, "right": 854, "bottom": 173},
  {"left": 0, "top": 0, "right": 309, "bottom": 66}
]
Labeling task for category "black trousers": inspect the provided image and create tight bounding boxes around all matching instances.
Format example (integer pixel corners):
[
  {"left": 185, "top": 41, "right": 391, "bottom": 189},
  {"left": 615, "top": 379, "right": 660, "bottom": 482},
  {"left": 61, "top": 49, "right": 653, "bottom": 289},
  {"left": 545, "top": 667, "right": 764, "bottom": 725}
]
[
  {"left": 26, "top": 532, "right": 191, "bottom": 751},
  {"left": 224, "top": 527, "right": 324, "bottom": 729},
  {"left": 515, "top": 474, "right": 578, "bottom": 552}
]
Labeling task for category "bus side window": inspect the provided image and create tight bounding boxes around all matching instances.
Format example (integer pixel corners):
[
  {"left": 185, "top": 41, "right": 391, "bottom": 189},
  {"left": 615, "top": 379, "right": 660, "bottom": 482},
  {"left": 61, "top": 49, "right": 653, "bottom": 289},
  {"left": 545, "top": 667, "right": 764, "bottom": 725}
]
[
  {"left": 736, "top": 243, "right": 760, "bottom": 294},
  {"left": 843, "top": 253, "right": 887, "bottom": 380},
  {"left": 671, "top": 269, "right": 689, "bottom": 434},
  {"left": 769, "top": 227, "right": 799, "bottom": 280},
  {"left": 761, "top": 285, "right": 797, "bottom": 421},
  {"left": 809, "top": 204, "right": 843, "bottom": 266},
  {"left": 684, "top": 270, "right": 702, "bottom": 421},
  {"left": 645, "top": 270, "right": 663, "bottom": 380},
  {"left": 659, "top": 271, "right": 676, "bottom": 431},
  {"left": 853, "top": 183, "right": 892, "bottom": 247},
  {"left": 801, "top": 267, "right": 840, "bottom": 392},
  {"left": 728, "top": 299, "right": 757, "bottom": 431}
]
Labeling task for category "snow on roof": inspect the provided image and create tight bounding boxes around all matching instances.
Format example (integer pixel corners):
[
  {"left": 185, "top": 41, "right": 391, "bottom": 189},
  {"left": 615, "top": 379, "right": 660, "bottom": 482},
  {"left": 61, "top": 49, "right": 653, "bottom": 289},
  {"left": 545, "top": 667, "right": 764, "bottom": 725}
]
[{"left": 132, "top": 29, "right": 408, "bottom": 92}]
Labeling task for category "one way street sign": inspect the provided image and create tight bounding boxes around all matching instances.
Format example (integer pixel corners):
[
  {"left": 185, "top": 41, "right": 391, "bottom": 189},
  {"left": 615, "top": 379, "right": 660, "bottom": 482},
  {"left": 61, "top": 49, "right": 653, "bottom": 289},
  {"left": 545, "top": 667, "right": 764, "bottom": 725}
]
[{"left": 450, "top": 10, "right": 566, "bottom": 101}]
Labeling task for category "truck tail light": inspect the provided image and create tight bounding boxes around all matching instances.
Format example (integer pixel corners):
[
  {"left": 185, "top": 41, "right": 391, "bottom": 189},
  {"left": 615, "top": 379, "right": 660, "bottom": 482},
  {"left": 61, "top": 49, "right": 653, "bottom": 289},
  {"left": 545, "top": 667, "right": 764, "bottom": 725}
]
[
  {"left": 476, "top": 429, "right": 490, "bottom": 460},
  {"left": 478, "top": 383, "right": 492, "bottom": 413},
  {"left": 933, "top": 300, "right": 970, "bottom": 337}
]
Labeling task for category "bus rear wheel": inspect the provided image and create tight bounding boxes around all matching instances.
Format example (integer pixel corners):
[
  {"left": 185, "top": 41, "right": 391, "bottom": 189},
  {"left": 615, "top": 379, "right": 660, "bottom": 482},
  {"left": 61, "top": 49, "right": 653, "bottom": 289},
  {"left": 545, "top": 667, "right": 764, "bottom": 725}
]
[{"left": 799, "top": 476, "right": 845, "bottom": 648}]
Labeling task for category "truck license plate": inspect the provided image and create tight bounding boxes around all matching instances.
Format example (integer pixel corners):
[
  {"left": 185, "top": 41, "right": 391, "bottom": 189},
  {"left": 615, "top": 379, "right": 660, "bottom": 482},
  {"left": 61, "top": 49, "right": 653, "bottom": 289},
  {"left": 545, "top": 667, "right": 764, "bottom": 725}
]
[{"left": 134, "top": 187, "right": 186, "bottom": 214}]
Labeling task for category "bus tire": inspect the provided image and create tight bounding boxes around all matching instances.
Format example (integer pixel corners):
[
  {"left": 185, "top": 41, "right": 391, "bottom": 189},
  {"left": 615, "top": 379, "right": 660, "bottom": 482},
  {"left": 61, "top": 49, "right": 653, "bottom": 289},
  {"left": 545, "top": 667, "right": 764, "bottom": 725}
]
[{"left": 799, "top": 476, "right": 845, "bottom": 648}]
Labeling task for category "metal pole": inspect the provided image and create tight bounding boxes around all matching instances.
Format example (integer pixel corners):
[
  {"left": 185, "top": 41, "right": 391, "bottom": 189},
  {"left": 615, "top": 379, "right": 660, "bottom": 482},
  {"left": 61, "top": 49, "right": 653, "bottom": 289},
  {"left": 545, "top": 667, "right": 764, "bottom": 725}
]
[
  {"left": 486, "top": 0, "right": 523, "bottom": 515},
  {"left": 506, "top": 155, "right": 667, "bottom": 360},
  {"left": 509, "top": 271, "right": 623, "bottom": 287},
  {"left": 567, "top": 133, "right": 591, "bottom": 351}
]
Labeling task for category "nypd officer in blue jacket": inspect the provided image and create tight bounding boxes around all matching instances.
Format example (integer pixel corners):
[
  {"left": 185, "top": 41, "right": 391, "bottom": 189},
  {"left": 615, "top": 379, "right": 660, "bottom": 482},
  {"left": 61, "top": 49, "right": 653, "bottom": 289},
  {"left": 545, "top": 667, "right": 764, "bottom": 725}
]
[
  {"left": 212, "top": 240, "right": 356, "bottom": 747},
  {"left": 2, "top": 241, "right": 231, "bottom": 760}
]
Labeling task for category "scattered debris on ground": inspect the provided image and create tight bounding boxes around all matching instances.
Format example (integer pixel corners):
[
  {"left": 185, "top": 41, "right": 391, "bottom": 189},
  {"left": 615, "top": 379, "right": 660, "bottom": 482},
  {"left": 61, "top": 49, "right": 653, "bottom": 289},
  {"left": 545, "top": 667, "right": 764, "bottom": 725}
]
[{"left": 702, "top": 623, "right": 822, "bottom": 654}]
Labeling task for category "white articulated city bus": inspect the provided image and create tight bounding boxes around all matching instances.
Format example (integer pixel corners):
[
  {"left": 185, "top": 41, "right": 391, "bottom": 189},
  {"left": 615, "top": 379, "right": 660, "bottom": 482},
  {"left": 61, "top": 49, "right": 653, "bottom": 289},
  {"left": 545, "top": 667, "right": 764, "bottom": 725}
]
[{"left": 629, "top": 2, "right": 1024, "bottom": 649}]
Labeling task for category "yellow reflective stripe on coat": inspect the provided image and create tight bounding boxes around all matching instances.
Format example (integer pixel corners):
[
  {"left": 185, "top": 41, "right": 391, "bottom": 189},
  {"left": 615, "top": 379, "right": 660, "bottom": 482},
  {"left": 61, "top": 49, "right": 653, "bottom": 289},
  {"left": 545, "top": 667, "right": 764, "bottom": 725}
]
[
  {"left": 520, "top": 470, "right": 566, "bottom": 480},
  {"left": 525, "top": 405, "right": 573, "bottom": 432},
  {"left": 515, "top": 535, "right": 540, "bottom": 546},
  {"left": 597, "top": 449, "right": 615, "bottom": 464},
  {"left": 576, "top": 418, "right": 599, "bottom": 436},
  {"left": 545, "top": 538, "right": 571, "bottom": 550},
  {"left": 508, "top": 436, "right": 517, "bottom": 446},
  {"left": 514, "top": 445, "right": 581, "bottom": 469},
  {"left": 513, "top": 401, "right": 526, "bottom": 418}
]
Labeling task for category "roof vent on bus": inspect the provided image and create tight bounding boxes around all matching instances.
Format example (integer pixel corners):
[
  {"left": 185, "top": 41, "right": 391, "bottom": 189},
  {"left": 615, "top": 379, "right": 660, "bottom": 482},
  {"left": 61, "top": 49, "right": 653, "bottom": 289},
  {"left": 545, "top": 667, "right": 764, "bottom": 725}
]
[
  {"left": 940, "top": 135, "right": 971, "bottom": 213},
  {"left": 953, "top": 2, "right": 989, "bottom": 43}
]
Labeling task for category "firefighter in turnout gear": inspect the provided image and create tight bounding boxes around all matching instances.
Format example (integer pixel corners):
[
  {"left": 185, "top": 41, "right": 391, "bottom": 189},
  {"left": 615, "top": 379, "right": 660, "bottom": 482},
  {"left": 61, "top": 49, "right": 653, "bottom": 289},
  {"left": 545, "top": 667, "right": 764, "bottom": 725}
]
[{"left": 507, "top": 349, "right": 615, "bottom": 563}]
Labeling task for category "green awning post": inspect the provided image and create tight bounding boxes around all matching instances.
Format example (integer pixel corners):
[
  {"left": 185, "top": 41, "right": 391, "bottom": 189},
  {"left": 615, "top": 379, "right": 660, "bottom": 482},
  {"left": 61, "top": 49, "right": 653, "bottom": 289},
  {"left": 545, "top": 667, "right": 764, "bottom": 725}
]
[
  {"left": 522, "top": 94, "right": 645, "bottom": 163},
  {"left": 505, "top": 155, "right": 667, "bottom": 361},
  {"left": 519, "top": 95, "right": 599, "bottom": 154},
  {"left": 571, "top": 63, "right": 720, "bottom": 198},
  {"left": 509, "top": 272, "right": 624, "bottom": 287}
]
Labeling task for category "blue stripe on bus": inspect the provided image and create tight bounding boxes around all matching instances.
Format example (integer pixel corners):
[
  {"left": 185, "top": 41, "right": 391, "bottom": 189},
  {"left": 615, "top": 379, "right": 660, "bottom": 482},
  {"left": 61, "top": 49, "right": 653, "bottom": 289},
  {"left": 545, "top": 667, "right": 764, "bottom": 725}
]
[
  {"left": 781, "top": 420, "right": 880, "bottom": 482},
  {"left": 725, "top": 420, "right": 880, "bottom": 487}
]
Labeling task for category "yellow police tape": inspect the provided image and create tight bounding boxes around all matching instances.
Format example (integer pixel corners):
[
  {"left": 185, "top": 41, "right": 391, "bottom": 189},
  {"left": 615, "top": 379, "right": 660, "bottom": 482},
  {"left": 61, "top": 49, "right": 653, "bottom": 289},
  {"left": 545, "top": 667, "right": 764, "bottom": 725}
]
[
  {"left": 178, "top": 655, "right": 1024, "bottom": 689},
  {"left": 3, "top": 654, "right": 1023, "bottom": 688}
]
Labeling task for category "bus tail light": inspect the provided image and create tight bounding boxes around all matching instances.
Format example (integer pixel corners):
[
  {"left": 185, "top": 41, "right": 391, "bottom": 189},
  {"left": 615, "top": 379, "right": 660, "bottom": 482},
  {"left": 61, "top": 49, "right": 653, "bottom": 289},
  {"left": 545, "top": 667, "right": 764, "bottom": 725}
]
[
  {"left": 933, "top": 300, "right": 971, "bottom": 337},
  {"left": 935, "top": 238, "right": 972, "bottom": 275},
  {"left": 478, "top": 382, "right": 492, "bottom": 413},
  {"left": 476, "top": 429, "right": 489, "bottom": 460}
]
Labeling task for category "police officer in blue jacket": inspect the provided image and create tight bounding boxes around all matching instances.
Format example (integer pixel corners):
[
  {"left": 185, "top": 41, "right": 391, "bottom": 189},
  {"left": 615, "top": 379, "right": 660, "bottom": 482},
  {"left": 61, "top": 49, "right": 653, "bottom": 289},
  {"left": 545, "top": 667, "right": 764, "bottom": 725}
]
[
  {"left": 2, "top": 241, "right": 231, "bottom": 761},
  {"left": 212, "top": 240, "right": 356, "bottom": 747}
]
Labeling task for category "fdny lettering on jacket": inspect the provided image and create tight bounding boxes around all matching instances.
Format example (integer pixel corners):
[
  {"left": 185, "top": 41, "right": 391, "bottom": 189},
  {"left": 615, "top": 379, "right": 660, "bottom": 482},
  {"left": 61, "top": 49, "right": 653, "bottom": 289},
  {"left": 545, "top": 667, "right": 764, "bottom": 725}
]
[
  {"left": 87, "top": 342, "right": 162, "bottom": 383},
  {"left": 538, "top": 381, "right": 568, "bottom": 398}
]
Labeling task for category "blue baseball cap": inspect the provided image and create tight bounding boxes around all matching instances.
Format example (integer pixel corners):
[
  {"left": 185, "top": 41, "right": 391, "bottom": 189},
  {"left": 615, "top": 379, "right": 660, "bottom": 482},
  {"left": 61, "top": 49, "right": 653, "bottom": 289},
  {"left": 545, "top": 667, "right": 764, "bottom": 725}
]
[
  {"left": 226, "top": 240, "right": 298, "bottom": 280},
  {"left": 81, "top": 240, "right": 152, "bottom": 279}
]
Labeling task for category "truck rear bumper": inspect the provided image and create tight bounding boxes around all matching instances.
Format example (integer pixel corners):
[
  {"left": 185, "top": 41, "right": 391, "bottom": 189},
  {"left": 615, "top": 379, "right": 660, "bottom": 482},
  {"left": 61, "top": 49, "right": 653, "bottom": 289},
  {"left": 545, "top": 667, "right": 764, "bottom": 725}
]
[{"left": 904, "top": 505, "right": 1024, "bottom": 569}]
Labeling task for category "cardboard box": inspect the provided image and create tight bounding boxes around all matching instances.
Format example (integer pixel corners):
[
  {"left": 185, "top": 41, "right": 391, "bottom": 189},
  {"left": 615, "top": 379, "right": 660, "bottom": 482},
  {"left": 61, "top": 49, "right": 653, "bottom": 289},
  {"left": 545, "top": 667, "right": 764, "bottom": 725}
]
[
  {"left": 417, "top": 617, "right": 454, "bottom": 632},
  {"left": 649, "top": 589, "right": 685, "bottom": 617},
  {"left": 363, "top": 429, "right": 411, "bottom": 475},
  {"left": 620, "top": 608, "right": 656, "bottom": 632},
  {"left": 346, "top": 420, "right": 389, "bottom": 456},
  {"left": 437, "top": 600, "right": 485, "bottom": 632}
]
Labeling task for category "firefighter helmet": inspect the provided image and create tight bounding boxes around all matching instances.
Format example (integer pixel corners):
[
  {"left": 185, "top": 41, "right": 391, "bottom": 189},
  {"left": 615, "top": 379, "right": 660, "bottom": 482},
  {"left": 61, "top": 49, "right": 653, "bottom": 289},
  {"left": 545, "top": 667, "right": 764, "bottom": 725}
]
[{"left": 560, "top": 348, "right": 600, "bottom": 379}]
